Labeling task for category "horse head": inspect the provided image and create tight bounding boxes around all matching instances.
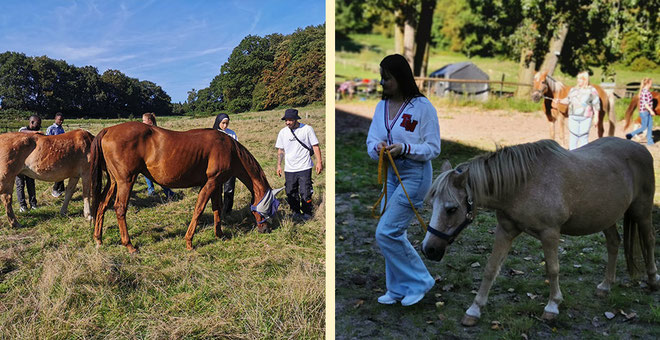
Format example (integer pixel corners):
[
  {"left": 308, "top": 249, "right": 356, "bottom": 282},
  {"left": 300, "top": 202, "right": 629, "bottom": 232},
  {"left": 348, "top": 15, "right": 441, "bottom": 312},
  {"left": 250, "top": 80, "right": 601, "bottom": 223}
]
[
  {"left": 422, "top": 160, "right": 475, "bottom": 262},
  {"left": 250, "top": 186, "right": 285, "bottom": 233},
  {"left": 531, "top": 71, "right": 549, "bottom": 103}
]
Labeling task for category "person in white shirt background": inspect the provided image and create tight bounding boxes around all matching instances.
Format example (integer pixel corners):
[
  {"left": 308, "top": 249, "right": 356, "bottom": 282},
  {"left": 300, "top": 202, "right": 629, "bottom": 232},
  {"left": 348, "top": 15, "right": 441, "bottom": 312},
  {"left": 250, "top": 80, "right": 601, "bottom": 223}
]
[
  {"left": 46, "top": 112, "right": 66, "bottom": 197},
  {"left": 275, "top": 108, "right": 323, "bottom": 221},
  {"left": 366, "top": 54, "right": 441, "bottom": 307}
]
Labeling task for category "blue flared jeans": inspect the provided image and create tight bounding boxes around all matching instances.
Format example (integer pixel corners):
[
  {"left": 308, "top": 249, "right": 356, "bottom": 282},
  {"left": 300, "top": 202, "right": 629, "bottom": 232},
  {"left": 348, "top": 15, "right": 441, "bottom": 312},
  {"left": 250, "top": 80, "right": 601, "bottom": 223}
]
[
  {"left": 375, "top": 158, "right": 435, "bottom": 300},
  {"left": 629, "top": 111, "right": 654, "bottom": 145}
]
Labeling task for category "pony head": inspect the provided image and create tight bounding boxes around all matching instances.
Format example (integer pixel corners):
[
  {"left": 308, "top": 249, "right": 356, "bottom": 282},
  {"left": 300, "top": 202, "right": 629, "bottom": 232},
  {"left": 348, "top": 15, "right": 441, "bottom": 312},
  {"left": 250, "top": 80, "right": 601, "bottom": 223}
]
[
  {"left": 422, "top": 160, "right": 474, "bottom": 262},
  {"left": 531, "top": 71, "right": 548, "bottom": 102}
]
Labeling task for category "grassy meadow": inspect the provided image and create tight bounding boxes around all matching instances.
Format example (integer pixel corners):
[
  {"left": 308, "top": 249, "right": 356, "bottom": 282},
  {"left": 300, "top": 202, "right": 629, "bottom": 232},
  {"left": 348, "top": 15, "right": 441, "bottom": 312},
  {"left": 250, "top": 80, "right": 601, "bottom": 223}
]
[
  {"left": 334, "top": 110, "right": 660, "bottom": 338},
  {"left": 0, "top": 107, "right": 325, "bottom": 339}
]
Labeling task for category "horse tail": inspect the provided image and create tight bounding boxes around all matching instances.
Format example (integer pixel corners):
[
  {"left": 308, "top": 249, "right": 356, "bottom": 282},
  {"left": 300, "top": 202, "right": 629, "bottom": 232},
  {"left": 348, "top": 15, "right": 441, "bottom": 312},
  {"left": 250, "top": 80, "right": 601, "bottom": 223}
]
[
  {"left": 90, "top": 128, "right": 109, "bottom": 222},
  {"left": 623, "top": 95, "right": 638, "bottom": 130},
  {"left": 622, "top": 210, "right": 645, "bottom": 278}
]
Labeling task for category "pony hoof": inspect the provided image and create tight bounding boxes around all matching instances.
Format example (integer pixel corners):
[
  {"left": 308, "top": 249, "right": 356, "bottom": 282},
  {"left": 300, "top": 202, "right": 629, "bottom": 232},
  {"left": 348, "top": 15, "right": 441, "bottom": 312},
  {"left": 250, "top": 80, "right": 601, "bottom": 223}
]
[
  {"left": 461, "top": 314, "right": 479, "bottom": 327},
  {"left": 649, "top": 280, "right": 660, "bottom": 291},
  {"left": 542, "top": 311, "right": 558, "bottom": 321},
  {"left": 127, "top": 247, "right": 139, "bottom": 254},
  {"left": 595, "top": 288, "right": 609, "bottom": 297},
  {"left": 11, "top": 222, "right": 22, "bottom": 228}
]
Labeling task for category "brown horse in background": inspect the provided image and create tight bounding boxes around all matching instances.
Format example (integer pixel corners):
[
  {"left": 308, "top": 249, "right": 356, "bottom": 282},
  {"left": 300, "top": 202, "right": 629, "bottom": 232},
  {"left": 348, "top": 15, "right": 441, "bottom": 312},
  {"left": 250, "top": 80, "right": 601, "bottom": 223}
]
[
  {"left": 0, "top": 129, "right": 94, "bottom": 228},
  {"left": 90, "top": 122, "right": 281, "bottom": 253},
  {"left": 623, "top": 91, "right": 660, "bottom": 130},
  {"left": 531, "top": 71, "right": 615, "bottom": 145}
]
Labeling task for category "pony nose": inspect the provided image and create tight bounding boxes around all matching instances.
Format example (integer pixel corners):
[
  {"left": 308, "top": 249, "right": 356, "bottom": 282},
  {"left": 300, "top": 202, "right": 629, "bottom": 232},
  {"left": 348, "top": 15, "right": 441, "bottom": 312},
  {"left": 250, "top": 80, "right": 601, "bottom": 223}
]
[{"left": 423, "top": 246, "right": 446, "bottom": 261}]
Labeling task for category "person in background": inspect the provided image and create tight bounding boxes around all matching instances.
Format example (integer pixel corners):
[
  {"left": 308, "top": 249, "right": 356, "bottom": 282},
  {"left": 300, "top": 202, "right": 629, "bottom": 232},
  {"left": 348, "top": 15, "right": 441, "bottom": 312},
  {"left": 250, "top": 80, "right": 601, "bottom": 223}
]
[
  {"left": 275, "top": 108, "right": 323, "bottom": 221},
  {"left": 141, "top": 113, "right": 175, "bottom": 200},
  {"left": 46, "top": 112, "right": 66, "bottom": 197},
  {"left": 212, "top": 113, "right": 238, "bottom": 215},
  {"left": 16, "top": 115, "right": 42, "bottom": 212},
  {"left": 626, "top": 77, "right": 655, "bottom": 146},
  {"left": 553, "top": 71, "right": 600, "bottom": 150},
  {"left": 366, "top": 54, "right": 441, "bottom": 306}
]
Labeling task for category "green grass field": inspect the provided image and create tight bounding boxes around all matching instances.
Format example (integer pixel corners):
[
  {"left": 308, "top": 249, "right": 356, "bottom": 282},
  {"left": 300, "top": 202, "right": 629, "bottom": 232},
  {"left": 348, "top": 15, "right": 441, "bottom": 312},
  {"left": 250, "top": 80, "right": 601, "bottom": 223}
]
[
  {"left": 335, "top": 120, "right": 660, "bottom": 339},
  {"left": 0, "top": 108, "right": 325, "bottom": 339}
]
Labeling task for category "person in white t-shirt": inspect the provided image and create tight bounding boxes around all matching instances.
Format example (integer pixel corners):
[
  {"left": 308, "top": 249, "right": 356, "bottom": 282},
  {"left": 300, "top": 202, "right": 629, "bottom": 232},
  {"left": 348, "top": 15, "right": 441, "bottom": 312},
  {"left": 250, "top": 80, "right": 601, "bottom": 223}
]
[{"left": 275, "top": 109, "right": 323, "bottom": 220}]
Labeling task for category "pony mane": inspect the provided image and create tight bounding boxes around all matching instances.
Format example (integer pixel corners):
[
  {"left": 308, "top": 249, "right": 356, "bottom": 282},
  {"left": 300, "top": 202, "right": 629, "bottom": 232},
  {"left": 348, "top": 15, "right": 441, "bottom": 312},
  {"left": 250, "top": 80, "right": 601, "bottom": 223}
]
[
  {"left": 545, "top": 74, "right": 565, "bottom": 93},
  {"left": 427, "top": 140, "right": 568, "bottom": 205}
]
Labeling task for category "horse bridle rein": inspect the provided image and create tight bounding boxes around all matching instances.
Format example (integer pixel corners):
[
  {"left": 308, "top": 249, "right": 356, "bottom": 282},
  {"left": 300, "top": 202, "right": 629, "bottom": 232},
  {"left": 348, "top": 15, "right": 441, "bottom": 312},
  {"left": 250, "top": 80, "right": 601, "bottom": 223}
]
[{"left": 426, "top": 196, "right": 474, "bottom": 244}]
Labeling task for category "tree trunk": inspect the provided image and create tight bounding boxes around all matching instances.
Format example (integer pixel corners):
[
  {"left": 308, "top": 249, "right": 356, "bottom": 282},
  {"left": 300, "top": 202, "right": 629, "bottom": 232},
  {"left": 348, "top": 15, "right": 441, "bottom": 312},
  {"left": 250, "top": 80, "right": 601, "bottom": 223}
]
[
  {"left": 515, "top": 48, "right": 535, "bottom": 98},
  {"left": 403, "top": 9, "right": 416, "bottom": 72},
  {"left": 539, "top": 21, "right": 569, "bottom": 76},
  {"left": 413, "top": 0, "right": 436, "bottom": 76},
  {"left": 394, "top": 10, "right": 404, "bottom": 55}
]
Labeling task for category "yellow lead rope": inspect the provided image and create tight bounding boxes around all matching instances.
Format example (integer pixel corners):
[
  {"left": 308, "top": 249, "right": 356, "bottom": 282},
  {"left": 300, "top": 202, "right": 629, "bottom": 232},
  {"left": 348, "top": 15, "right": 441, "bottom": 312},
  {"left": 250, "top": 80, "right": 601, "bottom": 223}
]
[{"left": 371, "top": 148, "right": 428, "bottom": 233}]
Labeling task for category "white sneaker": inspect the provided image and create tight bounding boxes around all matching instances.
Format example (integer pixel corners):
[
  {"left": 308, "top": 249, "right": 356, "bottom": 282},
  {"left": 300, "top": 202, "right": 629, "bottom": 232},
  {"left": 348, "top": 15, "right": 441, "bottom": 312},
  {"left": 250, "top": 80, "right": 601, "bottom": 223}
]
[
  {"left": 401, "top": 293, "right": 425, "bottom": 306},
  {"left": 377, "top": 293, "right": 398, "bottom": 305}
]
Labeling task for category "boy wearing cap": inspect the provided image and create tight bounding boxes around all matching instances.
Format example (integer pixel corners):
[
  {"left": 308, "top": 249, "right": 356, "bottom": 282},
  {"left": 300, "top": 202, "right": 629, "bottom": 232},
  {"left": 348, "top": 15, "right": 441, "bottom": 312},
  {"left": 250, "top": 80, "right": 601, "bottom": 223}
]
[
  {"left": 46, "top": 112, "right": 66, "bottom": 197},
  {"left": 275, "top": 108, "right": 323, "bottom": 220}
]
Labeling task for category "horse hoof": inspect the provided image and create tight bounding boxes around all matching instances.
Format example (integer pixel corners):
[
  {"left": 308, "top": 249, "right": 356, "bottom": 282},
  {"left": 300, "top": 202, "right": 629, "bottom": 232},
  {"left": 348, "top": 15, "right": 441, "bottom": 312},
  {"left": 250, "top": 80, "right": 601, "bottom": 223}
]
[
  {"left": 11, "top": 222, "right": 22, "bottom": 228},
  {"left": 649, "top": 280, "right": 660, "bottom": 291},
  {"left": 542, "top": 311, "right": 558, "bottom": 321},
  {"left": 127, "top": 247, "right": 139, "bottom": 254},
  {"left": 595, "top": 288, "right": 609, "bottom": 297},
  {"left": 461, "top": 314, "right": 479, "bottom": 327}
]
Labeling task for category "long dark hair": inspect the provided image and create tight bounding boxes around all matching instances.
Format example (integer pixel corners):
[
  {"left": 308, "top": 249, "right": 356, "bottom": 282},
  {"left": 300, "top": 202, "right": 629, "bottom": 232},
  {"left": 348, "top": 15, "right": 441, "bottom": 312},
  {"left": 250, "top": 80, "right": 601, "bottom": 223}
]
[{"left": 380, "top": 54, "right": 424, "bottom": 100}]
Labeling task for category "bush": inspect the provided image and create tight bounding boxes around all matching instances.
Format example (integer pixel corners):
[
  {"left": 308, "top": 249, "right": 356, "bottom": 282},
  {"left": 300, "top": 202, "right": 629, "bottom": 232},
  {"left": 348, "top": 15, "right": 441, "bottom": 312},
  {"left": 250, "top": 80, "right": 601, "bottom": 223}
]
[
  {"left": 630, "top": 57, "right": 658, "bottom": 72},
  {"left": 0, "top": 108, "right": 36, "bottom": 120}
]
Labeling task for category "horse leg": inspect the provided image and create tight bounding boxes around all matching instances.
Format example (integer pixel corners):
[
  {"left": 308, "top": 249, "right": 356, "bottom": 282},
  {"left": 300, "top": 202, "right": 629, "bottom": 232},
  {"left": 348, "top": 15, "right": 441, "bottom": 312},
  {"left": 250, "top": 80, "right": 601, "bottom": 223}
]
[
  {"left": 210, "top": 190, "right": 223, "bottom": 238},
  {"left": 596, "top": 224, "right": 620, "bottom": 296},
  {"left": 638, "top": 216, "right": 660, "bottom": 290},
  {"left": 59, "top": 177, "right": 79, "bottom": 217},
  {"left": 597, "top": 109, "right": 605, "bottom": 138},
  {"left": 462, "top": 224, "right": 520, "bottom": 326},
  {"left": 540, "top": 230, "right": 563, "bottom": 320},
  {"left": 0, "top": 191, "right": 20, "bottom": 228},
  {"left": 114, "top": 180, "right": 137, "bottom": 253},
  {"left": 94, "top": 180, "right": 116, "bottom": 247},
  {"left": 81, "top": 172, "right": 92, "bottom": 220},
  {"left": 548, "top": 121, "right": 556, "bottom": 141},
  {"left": 184, "top": 180, "right": 218, "bottom": 250},
  {"left": 558, "top": 114, "right": 567, "bottom": 147}
]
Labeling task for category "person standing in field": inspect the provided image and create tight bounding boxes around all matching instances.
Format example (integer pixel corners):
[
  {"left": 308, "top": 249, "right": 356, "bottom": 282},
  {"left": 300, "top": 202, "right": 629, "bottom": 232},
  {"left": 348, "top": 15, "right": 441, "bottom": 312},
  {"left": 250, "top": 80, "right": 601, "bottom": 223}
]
[
  {"left": 275, "top": 108, "right": 323, "bottom": 221},
  {"left": 626, "top": 77, "right": 655, "bottom": 146},
  {"left": 366, "top": 54, "right": 441, "bottom": 306},
  {"left": 46, "top": 112, "right": 66, "bottom": 197},
  {"left": 553, "top": 71, "right": 600, "bottom": 150},
  {"left": 212, "top": 113, "right": 238, "bottom": 215},
  {"left": 16, "top": 115, "right": 42, "bottom": 212}
]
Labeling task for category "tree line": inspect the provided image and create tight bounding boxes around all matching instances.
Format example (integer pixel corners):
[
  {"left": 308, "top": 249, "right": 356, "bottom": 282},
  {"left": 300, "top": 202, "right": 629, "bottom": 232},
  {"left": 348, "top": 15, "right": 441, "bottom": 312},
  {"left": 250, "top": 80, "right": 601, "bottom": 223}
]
[
  {"left": 0, "top": 52, "right": 172, "bottom": 119},
  {"left": 0, "top": 23, "right": 325, "bottom": 119},
  {"left": 337, "top": 0, "right": 658, "bottom": 93},
  {"left": 178, "top": 24, "right": 325, "bottom": 115}
]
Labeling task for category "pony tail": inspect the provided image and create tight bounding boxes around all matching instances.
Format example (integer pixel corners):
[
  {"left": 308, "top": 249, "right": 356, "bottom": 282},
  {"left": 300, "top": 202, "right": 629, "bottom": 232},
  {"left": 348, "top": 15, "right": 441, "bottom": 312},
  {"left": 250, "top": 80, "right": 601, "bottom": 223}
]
[
  {"left": 622, "top": 210, "right": 644, "bottom": 278},
  {"left": 90, "top": 129, "right": 109, "bottom": 222}
]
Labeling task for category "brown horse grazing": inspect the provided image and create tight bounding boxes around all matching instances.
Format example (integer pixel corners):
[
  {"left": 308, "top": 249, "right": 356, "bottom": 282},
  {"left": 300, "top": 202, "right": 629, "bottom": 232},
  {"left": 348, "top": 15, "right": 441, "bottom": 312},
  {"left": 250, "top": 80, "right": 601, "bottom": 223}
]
[
  {"left": 422, "top": 138, "right": 658, "bottom": 326},
  {"left": 90, "top": 122, "right": 282, "bottom": 253},
  {"left": 0, "top": 129, "right": 94, "bottom": 228},
  {"left": 623, "top": 91, "right": 660, "bottom": 130},
  {"left": 531, "top": 71, "right": 615, "bottom": 144}
]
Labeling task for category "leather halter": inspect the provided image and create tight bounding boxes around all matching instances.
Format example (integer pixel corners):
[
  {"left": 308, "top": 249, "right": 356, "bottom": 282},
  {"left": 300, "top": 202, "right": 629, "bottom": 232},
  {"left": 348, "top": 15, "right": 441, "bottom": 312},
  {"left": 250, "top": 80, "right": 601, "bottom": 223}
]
[{"left": 426, "top": 197, "right": 474, "bottom": 244}]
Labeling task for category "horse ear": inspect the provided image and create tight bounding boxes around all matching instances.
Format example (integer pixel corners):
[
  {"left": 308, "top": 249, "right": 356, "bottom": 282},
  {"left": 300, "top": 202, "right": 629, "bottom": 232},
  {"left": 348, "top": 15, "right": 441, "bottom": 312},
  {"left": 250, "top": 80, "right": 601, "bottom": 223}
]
[
  {"left": 453, "top": 165, "right": 469, "bottom": 187},
  {"left": 440, "top": 160, "right": 452, "bottom": 172}
]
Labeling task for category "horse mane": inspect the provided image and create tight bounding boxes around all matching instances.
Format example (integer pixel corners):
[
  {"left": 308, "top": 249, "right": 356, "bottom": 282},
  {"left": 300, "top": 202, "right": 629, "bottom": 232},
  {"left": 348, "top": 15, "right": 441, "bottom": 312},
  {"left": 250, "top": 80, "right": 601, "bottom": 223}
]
[
  {"left": 230, "top": 136, "right": 271, "bottom": 191},
  {"left": 428, "top": 140, "right": 568, "bottom": 205},
  {"left": 545, "top": 74, "right": 566, "bottom": 93}
]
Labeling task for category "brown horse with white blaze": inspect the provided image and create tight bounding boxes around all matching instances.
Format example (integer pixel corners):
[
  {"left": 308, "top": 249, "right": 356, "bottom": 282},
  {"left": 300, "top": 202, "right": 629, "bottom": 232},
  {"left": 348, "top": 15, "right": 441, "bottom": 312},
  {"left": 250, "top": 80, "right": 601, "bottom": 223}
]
[
  {"left": 90, "top": 122, "right": 281, "bottom": 253},
  {"left": 531, "top": 71, "right": 615, "bottom": 144},
  {"left": 0, "top": 129, "right": 94, "bottom": 227}
]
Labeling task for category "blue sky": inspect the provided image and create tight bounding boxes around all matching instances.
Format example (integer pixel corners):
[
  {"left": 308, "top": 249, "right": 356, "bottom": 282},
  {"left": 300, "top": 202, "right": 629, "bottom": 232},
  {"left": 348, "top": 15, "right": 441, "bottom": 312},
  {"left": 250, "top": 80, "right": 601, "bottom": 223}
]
[{"left": 0, "top": 0, "right": 325, "bottom": 103}]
